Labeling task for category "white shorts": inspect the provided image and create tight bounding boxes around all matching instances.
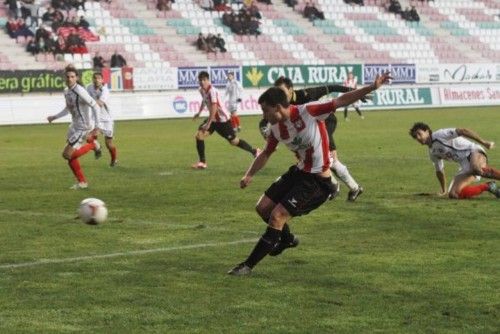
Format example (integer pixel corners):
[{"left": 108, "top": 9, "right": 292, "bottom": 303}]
[
  {"left": 227, "top": 102, "right": 238, "bottom": 113},
  {"left": 67, "top": 126, "right": 90, "bottom": 148},
  {"left": 456, "top": 149, "right": 487, "bottom": 177},
  {"left": 99, "top": 120, "right": 114, "bottom": 138}
]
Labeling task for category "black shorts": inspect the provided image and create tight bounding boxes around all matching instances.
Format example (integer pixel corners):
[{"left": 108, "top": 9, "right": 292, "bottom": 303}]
[
  {"left": 199, "top": 119, "right": 236, "bottom": 142},
  {"left": 264, "top": 166, "right": 336, "bottom": 217},
  {"left": 325, "top": 114, "right": 337, "bottom": 151}
]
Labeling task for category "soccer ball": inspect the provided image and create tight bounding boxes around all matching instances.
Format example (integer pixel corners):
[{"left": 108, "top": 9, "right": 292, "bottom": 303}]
[{"left": 78, "top": 198, "right": 108, "bottom": 225}]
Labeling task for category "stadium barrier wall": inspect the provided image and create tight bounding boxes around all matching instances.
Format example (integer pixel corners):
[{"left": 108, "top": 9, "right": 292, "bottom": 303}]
[{"left": 1, "top": 84, "right": 499, "bottom": 125}]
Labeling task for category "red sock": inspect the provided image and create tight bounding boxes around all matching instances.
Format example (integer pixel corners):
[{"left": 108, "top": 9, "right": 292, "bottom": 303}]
[
  {"left": 231, "top": 115, "right": 237, "bottom": 129},
  {"left": 68, "top": 158, "right": 86, "bottom": 183},
  {"left": 458, "top": 183, "right": 489, "bottom": 199},
  {"left": 482, "top": 165, "right": 500, "bottom": 179},
  {"left": 109, "top": 147, "right": 117, "bottom": 161},
  {"left": 71, "top": 142, "right": 96, "bottom": 159},
  {"left": 235, "top": 115, "right": 241, "bottom": 127}
]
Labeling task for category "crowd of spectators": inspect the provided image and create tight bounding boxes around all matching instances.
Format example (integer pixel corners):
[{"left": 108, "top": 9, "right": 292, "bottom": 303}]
[
  {"left": 387, "top": 0, "right": 420, "bottom": 22},
  {"left": 3, "top": 0, "right": 102, "bottom": 58},
  {"left": 196, "top": 32, "right": 226, "bottom": 53},
  {"left": 344, "top": 0, "right": 363, "bottom": 5},
  {"left": 92, "top": 50, "right": 128, "bottom": 69},
  {"left": 221, "top": 2, "right": 261, "bottom": 35},
  {"left": 156, "top": 0, "right": 173, "bottom": 11}
]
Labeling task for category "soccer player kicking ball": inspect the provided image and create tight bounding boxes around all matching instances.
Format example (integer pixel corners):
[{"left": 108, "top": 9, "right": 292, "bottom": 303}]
[
  {"left": 228, "top": 72, "right": 392, "bottom": 276},
  {"left": 87, "top": 72, "right": 119, "bottom": 167},
  {"left": 192, "top": 71, "right": 260, "bottom": 169},
  {"left": 47, "top": 65, "right": 101, "bottom": 189},
  {"left": 409, "top": 122, "right": 500, "bottom": 199}
]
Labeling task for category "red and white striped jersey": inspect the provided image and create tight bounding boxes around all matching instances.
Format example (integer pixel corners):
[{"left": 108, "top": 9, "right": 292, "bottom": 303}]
[
  {"left": 199, "top": 85, "right": 230, "bottom": 122},
  {"left": 264, "top": 100, "right": 337, "bottom": 173},
  {"left": 344, "top": 77, "right": 358, "bottom": 89}
]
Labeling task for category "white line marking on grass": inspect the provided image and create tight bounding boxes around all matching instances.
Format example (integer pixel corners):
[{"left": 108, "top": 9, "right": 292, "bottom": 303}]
[{"left": 0, "top": 238, "right": 257, "bottom": 270}]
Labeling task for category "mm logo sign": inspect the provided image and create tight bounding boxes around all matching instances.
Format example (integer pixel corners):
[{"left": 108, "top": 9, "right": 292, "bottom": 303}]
[
  {"left": 364, "top": 64, "right": 416, "bottom": 84},
  {"left": 210, "top": 66, "right": 241, "bottom": 87},
  {"left": 242, "top": 65, "right": 362, "bottom": 88},
  {"left": 178, "top": 67, "right": 208, "bottom": 89}
]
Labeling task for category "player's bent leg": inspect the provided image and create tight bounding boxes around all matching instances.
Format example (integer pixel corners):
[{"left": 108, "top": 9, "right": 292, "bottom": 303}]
[
  {"left": 470, "top": 151, "right": 500, "bottom": 180},
  {"left": 62, "top": 145, "right": 75, "bottom": 160},
  {"left": 449, "top": 174, "right": 478, "bottom": 199},
  {"left": 255, "top": 195, "right": 276, "bottom": 223}
]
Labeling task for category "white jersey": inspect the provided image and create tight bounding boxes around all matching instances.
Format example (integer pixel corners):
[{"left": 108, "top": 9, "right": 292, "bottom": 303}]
[
  {"left": 225, "top": 80, "right": 242, "bottom": 105},
  {"left": 86, "top": 84, "right": 112, "bottom": 122},
  {"left": 264, "top": 100, "right": 336, "bottom": 173},
  {"left": 199, "top": 85, "right": 230, "bottom": 122},
  {"left": 429, "top": 128, "right": 486, "bottom": 171},
  {"left": 53, "top": 83, "right": 100, "bottom": 130}
]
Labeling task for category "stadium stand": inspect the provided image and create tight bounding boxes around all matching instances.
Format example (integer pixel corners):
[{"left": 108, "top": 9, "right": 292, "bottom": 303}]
[{"left": 0, "top": 0, "right": 498, "bottom": 69}]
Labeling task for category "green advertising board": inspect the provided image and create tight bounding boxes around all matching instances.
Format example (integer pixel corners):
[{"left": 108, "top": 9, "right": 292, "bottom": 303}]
[
  {"left": 242, "top": 64, "right": 363, "bottom": 88},
  {"left": 370, "top": 87, "right": 432, "bottom": 107},
  {"left": 0, "top": 69, "right": 94, "bottom": 94}
]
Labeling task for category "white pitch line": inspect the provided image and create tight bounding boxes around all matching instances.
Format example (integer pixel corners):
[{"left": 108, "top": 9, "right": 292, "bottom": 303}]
[{"left": 0, "top": 238, "right": 257, "bottom": 270}]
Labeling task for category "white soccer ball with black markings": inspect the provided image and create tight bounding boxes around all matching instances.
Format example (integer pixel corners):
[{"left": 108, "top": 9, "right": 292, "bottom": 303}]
[{"left": 78, "top": 198, "right": 108, "bottom": 225}]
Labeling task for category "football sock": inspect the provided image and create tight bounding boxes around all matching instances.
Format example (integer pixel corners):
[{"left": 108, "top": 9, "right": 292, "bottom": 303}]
[
  {"left": 68, "top": 158, "right": 86, "bottom": 183},
  {"left": 109, "top": 147, "right": 117, "bottom": 161},
  {"left": 71, "top": 142, "right": 95, "bottom": 159},
  {"left": 355, "top": 107, "right": 362, "bottom": 116},
  {"left": 280, "top": 223, "right": 294, "bottom": 243},
  {"left": 231, "top": 115, "right": 238, "bottom": 130},
  {"left": 235, "top": 115, "right": 241, "bottom": 128},
  {"left": 481, "top": 165, "right": 500, "bottom": 179},
  {"left": 244, "top": 226, "right": 281, "bottom": 268},
  {"left": 196, "top": 139, "right": 205, "bottom": 163},
  {"left": 458, "top": 183, "right": 489, "bottom": 199},
  {"left": 344, "top": 108, "right": 348, "bottom": 118},
  {"left": 236, "top": 139, "right": 254, "bottom": 154},
  {"left": 330, "top": 159, "right": 358, "bottom": 191}
]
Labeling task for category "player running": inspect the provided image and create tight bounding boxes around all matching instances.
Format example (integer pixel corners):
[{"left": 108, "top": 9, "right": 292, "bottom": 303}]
[
  {"left": 228, "top": 72, "right": 392, "bottom": 276},
  {"left": 266, "top": 76, "right": 365, "bottom": 201},
  {"left": 409, "top": 122, "right": 500, "bottom": 199},
  {"left": 343, "top": 71, "right": 364, "bottom": 121},
  {"left": 192, "top": 71, "right": 260, "bottom": 169},
  {"left": 47, "top": 65, "right": 101, "bottom": 189},
  {"left": 225, "top": 71, "right": 243, "bottom": 132},
  {"left": 87, "top": 72, "right": 118, "bottom": 167}
]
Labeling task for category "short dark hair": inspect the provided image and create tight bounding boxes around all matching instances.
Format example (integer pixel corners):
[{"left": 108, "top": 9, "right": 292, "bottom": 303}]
[
  {"left": 198, "top": 71, "right": 210, "bottom": 80},
  {"left": 258, "top": 87, "right": 290, "bottom": 108},
  {"left": 64, "top": 64, "right": 79, "bottom": 76},
  {"left": 273, "top": 76, "right": 293, "bottom": 89},
  {"left": 93, "top": 72, "right": 103, "bottom": 78},
  {"left": 409, "top": 122, "right": 431, "bottom": 138}
]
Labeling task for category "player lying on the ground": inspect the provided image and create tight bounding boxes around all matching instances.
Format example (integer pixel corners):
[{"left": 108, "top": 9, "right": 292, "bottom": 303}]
[
  {"left": 228, "top": 72, "right": 392, "bottom": 276},
  {"left": 409, "top": 122, "right": 500, "bottom": 199}
]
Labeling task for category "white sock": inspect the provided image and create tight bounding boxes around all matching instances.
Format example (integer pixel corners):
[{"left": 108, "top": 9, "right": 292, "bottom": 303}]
[{"left": 330, "top": 159, "right": 358, "bottom": 191}]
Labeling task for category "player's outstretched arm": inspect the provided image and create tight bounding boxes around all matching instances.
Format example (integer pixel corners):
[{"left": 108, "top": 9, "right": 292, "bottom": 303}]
[
  {"left": 334, "top": 72, "right": 392, "bottom": 108},
  {"left": 456, "top": 128, "right": 495, "bottom": 149},
  {"left": 240, "top": 150, "right": 271, "bottom": 189},
  {"left": 47, "top": 108, "right": 69, "bottom": 123},
  {"left": 435, "top": 170, "right": 447, "bottom": 196}
]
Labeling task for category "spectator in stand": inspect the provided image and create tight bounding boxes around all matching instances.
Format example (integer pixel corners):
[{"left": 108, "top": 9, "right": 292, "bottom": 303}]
[
  {"left": 110, "top": 50, "right": 127, "bottom": 67},
  {"left": 303, "top": 2, "right": 324, "bottom": 21},
  {"left": 6, "top": 17, "right": 34, "bottom": 39},
  {"left": 5, "top": 0, "right": 18, "bottom": 19},
  {"left": 66, "top": 31, "right": 87, "bottom": 53},
  {"left": 78, "top": 16, "right": 90, "bottom": 30},
  {"left": 388, "top": 0, "right": 402, "bottom": 15},
  {"left": 214, "top": 0, "right": 230, "bottom": 11},
  {"left": 93, "top": 52, "right": 106, "bottom": 69},
  {"left": 197, "top": 33, "right": 215, "bottom": 53},
  {"left": 157, "top": 0, "right": 171, "bottom": 11},
  {"left": 74, "top": 0, "right": 86, "bottom": 10},
  {"left": 247, "top": 1, "right": 262, "bottom": 19},
  {"left": 231, "top": 16, "right": 244, "bottom": 35},
  {"left": 284, "top": 0, "right": 297, "bottom": 8},
  {"left": 26, "top": 38, "right": 40, "bottom": 55},
  {"left": 257, "top": 0, "right": 271, "bottom": 5},
  {"left": 408, "top": 5, "right": 420, "bottom": 22},
  {"left": 215, "top": 33, "right": 227, "bottom": 53}
]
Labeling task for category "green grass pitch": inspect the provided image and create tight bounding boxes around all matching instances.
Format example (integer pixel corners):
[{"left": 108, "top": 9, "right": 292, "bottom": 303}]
[{"left": 0, "top": 106, "right": 498, "bottom": 333}]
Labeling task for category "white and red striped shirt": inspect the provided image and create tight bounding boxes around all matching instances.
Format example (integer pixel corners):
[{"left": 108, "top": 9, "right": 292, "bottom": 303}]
[
  {"left": 199, "top": 85, "right": 230, "bottom": 123},
  {"left": 264, "top": 100, "right": 336, "bottom": 173}
]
